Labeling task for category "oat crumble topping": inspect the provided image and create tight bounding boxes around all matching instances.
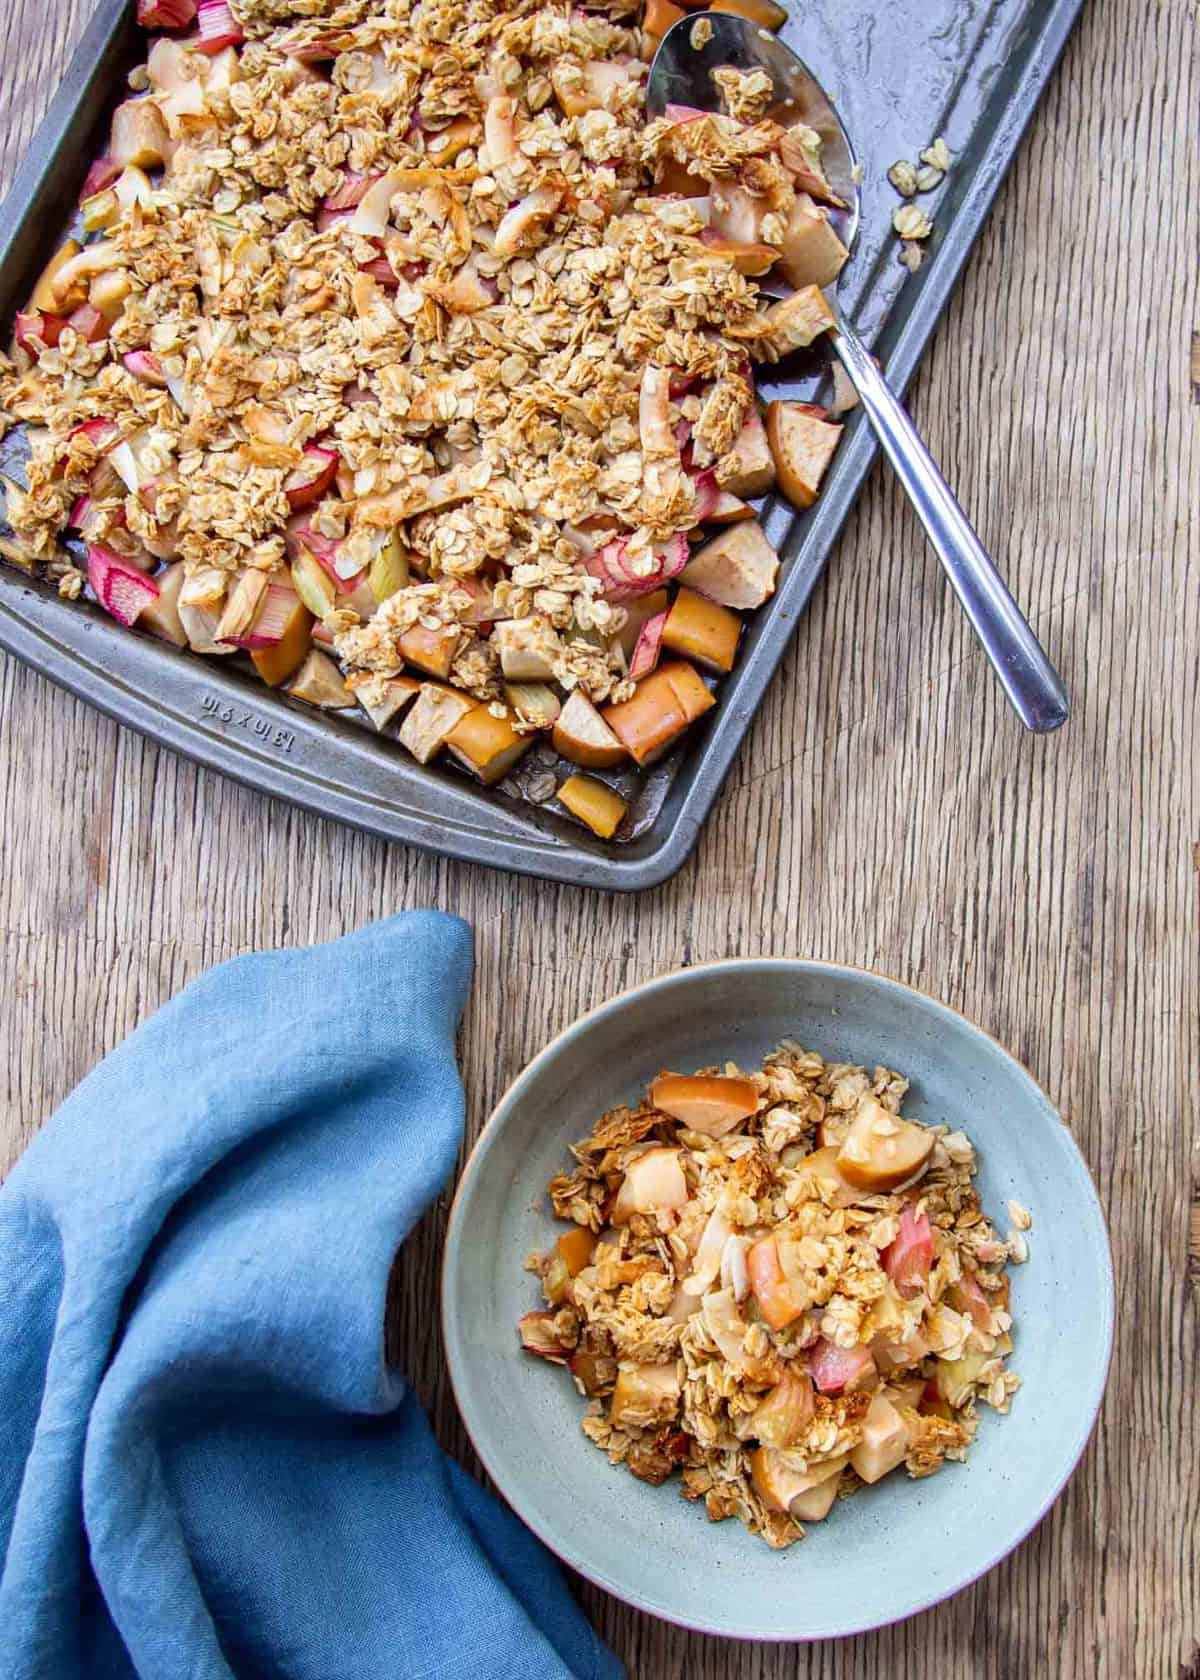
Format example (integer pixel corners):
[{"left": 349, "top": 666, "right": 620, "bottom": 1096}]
[
  {"left": 520, "top": 1042, "right": 1023, "bottom": 1548},
  {"left": 0, "top": 0, "right": 850, "bottom": 821}
]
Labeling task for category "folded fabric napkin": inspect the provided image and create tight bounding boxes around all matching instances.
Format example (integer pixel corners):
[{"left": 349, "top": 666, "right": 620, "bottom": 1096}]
[{"left": 0, "top": 911, "right": 621, "bottom": 1680}]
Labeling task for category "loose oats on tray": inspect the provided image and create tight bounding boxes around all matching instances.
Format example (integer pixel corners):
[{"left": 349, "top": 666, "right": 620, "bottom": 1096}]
[
  {"left": 0, "top": 0, "right": 852, "bottom": 839},
  {"left": 520, "top": 1043, "right": 1023, "bottom": 1548}
]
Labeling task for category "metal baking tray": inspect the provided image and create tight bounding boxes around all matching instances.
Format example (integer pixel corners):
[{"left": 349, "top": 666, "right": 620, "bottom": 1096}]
[{"left": 0, "top": 0, "right": 1083, "bottom": 890}]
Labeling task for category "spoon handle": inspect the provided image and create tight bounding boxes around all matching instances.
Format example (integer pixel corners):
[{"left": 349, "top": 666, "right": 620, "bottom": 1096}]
[{"left": 831, "top": 321, "right": 1069, "bottom": 734}]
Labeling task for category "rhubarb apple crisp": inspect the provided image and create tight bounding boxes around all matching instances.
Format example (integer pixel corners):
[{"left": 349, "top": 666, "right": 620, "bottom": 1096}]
[
  {"left": 519, "top": 1045, "right": 1025, "bottom": 1548},
  {"left": 0, "top": 0, "right": 851, "bottom": 835}
]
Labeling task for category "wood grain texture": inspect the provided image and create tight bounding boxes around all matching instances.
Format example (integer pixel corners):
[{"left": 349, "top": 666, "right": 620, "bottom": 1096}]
[{"left": 1, "top": 0, "right": 1197, "bottom": 1674}]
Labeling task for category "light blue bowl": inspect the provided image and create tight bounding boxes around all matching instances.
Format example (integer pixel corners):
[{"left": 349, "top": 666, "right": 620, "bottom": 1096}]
[{"left": 442, "top": 961, "right": 1113, "bottom": 1641}]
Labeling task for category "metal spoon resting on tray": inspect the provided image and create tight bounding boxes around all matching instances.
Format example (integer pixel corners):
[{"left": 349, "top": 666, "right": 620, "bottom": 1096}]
[{"left": 647, "top": 13, "right": 1070, "bottom": 734}]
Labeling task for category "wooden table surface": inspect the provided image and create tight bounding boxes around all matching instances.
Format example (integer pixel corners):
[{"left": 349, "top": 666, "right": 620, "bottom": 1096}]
[{"left": 1, "top": 0, "right": 1197, "bottom": 1674}]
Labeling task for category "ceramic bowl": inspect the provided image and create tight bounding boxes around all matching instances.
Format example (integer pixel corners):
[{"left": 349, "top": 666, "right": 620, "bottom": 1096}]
[{"left": 442, "top": 960, "right": 1113, "bottom": 1641}]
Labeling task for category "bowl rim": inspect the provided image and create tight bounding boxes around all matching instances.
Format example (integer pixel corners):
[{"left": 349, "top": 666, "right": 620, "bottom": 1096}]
[{"left": 441, "top": 957, "right": 1115, "bottom": 1641}]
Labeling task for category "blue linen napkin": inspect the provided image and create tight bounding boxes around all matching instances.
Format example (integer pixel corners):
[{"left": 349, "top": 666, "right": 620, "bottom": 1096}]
[{"left": 0, "top": 911, "right": 621, "bottom": 1680}]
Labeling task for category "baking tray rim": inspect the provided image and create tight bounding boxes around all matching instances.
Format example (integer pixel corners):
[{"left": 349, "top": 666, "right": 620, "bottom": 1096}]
[{"left": 0, "top": 0, "right": 1086, "bottom": 891}]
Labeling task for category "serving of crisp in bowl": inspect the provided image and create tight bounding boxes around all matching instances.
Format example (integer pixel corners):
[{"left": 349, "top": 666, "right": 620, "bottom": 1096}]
[{"left": 442, "top": 960, "right": 1113, "bottom": 1640}]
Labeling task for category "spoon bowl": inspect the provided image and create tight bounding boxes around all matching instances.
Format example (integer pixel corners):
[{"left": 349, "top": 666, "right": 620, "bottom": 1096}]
[{"left": 647, "top": 12, "right": 861, "bottom": 258}]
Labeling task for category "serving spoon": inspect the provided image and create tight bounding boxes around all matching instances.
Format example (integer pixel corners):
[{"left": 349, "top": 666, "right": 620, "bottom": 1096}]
[{"left": 647, "top": 13, "right": 1069, "bottom": 733}]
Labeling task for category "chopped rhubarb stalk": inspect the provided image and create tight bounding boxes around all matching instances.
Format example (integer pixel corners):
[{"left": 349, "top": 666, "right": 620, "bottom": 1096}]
[
  {"left": 688, "top": 467, "right": 720, "bottom": 524},
  {"left": 215, "top": 570, "right": 269, "bottom": 644},
  {"left": 122, "top": 350, "right": 167, "bottom": 385},
  {"left": 66, "top": 303, "right": 108, "bottom": 344},
  {"left": 948, "top": 1269, "right": 995, "bottom": 1333},
  {"left": 517, "top": 1310, "right": 569, "bottom": 1363},
  {"left": 651, "top": 1073, "right": 758, "bottom": 1138},
  {"left": 220, "top": 580, "right": 298, "bottom": 649},
  {"left": 79, "top": 157, "right": 121, "bottom": 200},
  {"left": 195, "top": 0, "right": 245, "bottom": 52},
  {"left": 316, "top": 205, "right": 354, "bottom": 234},
  {"left": 357, "top": 254, "right": 399, "bottom": 288},
  {"left": 628, "top": 609, "right": 667, "bottom": 682},
  {"left": 665, "top": 102, "right": 707, "bottom": 123},
  {"left": 289, "top": 546, "right": 338, "bottom": 618},
  {"left": 587, "top": 533, "right": 687, "bottom": 604},
  {"left": 611, "top": 1147, "right": 688, "bottom": 1224},
  {"left": 15, "top": 311, "right": 67, "bottom": 355},
  {"left": 367, "top": 534, "right": 409, "bottom": 604},
  {"left": 284, "top": 516, "right": 343, "bottom": 569},
  {"left": 284, "top": 445, "right": 339, "bottom": 510},
  {"left": 556, "top": 774, "right": 626, "bottom": 839},
  {"left": 807, "top": 1338, "right": 876, "bottom": 1396},
  {"left": 85, "top": 543, "right": 160, "bottom": 628},
  {"left": 752, "top": 1367, "right": 816, "bottom": 1449},
  {"left": 70, "top": 417, "right": 120, "bottom": 449},
  {"left": 67, "top": 495, "right": 94, "bottom": 531},
  {"left": 882, "top": 1205, "right": 934, "bottom": 1298},
  {"left": 321, "top": 171, "right": 380, "bottom": 212},
  {"left": 137, "top": 0, "right": 197, "bottom": 23},
  {"left": 746, "top": 1234, "right": 804, "bottom": 1330}
]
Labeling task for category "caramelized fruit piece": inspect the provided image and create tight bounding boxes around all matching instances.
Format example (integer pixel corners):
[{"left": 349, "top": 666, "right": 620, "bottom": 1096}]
[
  {"left": 661, "top": 587, "right": 741, "bottom": 673},
  {"left": 835, "top": 1100, "right": 934, "bottom": 1192},
  {"left": 649, "top": 1072, "right": 757, "bottom": 1137},
  {"left": 556, "top": 774, "right": 627, "bottom": 839},
  {"left": 766, "top": 401, "right": 843, "bottom": 509}
]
